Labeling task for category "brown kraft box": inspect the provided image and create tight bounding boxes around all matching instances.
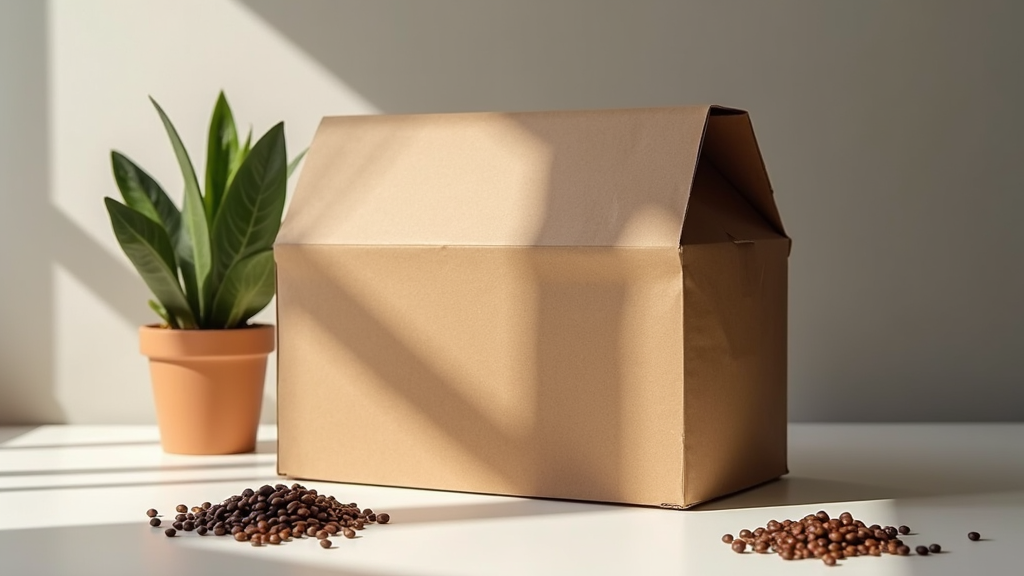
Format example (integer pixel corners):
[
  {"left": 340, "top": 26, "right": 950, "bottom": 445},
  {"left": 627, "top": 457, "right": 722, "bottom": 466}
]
[{"left": 274, "top": 105, "right": 790, "bottom": 509}]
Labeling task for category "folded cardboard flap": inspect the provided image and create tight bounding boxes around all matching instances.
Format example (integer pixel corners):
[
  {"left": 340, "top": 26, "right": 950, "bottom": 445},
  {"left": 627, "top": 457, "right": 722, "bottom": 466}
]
[{"left": 276, "top": 104, "right": 789, "bottom": 508}]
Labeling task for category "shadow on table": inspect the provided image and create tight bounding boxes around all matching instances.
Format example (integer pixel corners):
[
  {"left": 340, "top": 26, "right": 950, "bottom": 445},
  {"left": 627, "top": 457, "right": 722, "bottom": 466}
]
[
  {"left": 0, "top": 475, "right": 284, "bottom": 494},
  {"left": 693, "top": 476, "right": 906, "bottom": 511},
  {"left": 0, "top": 439, "right": 162, "bottom": 451},
  {"left": 0, "top": 427, "right": 37, "bottom": 445},
  {"left": 0, "top": 521, "right": 403, "bottom": 576},
  {"left": 383, "top": 497, "right": 613, "bottom": 525}
]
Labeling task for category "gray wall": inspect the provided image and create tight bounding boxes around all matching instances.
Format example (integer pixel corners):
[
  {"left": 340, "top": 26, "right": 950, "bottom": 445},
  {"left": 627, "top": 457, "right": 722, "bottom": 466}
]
[{"left": 2, "top": 0, "right": 1022, "bottom": 422}]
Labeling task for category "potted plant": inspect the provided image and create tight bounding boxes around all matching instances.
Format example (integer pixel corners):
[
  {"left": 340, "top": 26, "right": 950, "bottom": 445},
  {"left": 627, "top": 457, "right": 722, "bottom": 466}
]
[{"left": 104, "top": 93, "right": 304, "bottom": 454}]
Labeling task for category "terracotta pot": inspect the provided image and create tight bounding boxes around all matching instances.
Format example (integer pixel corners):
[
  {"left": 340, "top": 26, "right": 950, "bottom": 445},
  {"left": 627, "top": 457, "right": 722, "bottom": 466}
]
[{"left": 139, "top": 324, "right": 275, "bottom": 455}]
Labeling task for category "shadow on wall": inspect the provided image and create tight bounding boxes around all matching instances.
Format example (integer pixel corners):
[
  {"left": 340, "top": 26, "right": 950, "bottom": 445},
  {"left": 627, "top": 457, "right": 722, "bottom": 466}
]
[{"left": 0, "top": 1, "right": 156, "bottom": 424}]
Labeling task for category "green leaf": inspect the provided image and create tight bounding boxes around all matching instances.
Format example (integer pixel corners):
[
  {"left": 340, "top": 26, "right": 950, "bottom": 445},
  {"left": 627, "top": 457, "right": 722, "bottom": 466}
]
[
  {"left": 287, "top": 148, "right": 308, "bottom": 178},
  {"left": 150, "top": 96, "right": 212, "bottom": 323},
  {"left": 210, "top": 122, "right": 286, "bottom": 291},
  {"left": 227, "top": 126, "right": 252, "bottom": 191},
  {"left": 204, "top": 92, "right": 239, "bottom": 222},
  {"left": 110, "top": 151, "right": 180, "bottom": 233},
  {"left": 148, "top": 299, "right": 177, "bottom": 329},
  {"left": 209, "top": 250, "right": 276, "bottom": 328},
  {"left": 104, "top": 198, "right": 196, "bottom": 329}
]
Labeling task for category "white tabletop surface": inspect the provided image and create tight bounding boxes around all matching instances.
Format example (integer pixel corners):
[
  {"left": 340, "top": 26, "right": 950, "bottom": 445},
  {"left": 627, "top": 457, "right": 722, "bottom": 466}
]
[{"left": 0, "top": 424, "right": 1020, "bottom": 575}]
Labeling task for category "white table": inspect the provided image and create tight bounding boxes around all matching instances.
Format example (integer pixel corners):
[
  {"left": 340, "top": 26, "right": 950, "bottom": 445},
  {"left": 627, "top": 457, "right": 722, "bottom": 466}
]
[{"left": 1, "top": 424, "right": 1020, "bottom": 575}]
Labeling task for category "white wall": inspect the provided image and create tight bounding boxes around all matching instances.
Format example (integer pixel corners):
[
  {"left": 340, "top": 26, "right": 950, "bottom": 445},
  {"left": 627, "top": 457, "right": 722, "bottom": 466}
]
[{"left": 1, "top": 0, "right": 1022, "bottom": 423}]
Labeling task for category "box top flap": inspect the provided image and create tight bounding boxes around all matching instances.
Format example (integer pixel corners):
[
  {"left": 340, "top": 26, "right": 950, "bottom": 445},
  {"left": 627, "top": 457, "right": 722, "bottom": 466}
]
[
  {"left": 696, "top": 109, "right": 787, "bottom": 238},
  {"left": 278, "top": 106, "right": 711, "bottom": 247}
]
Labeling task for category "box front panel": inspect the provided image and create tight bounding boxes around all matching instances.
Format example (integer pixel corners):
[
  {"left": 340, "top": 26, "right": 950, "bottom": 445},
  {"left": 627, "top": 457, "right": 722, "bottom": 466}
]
[{"left": 275, "top": 245, "right": 684, "bottom": 506}]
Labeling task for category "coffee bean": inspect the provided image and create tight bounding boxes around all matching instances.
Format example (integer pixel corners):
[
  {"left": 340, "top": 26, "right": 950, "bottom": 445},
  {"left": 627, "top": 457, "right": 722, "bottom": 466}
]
[
  {"left": 897, "top": 545, "right": 910, "bottom": 556},
  {"left": 915, "top": 545, "right": 929, "bottom": 556},
  {"left": 175, "top": 504, "right": 186, "bottom": 513},
  {"left": 149, "top": 518, "right": 161, "bottom": 527},
  {"left": 754, "top": 542, "right": 769, "bottom": 554},
  {"left": 739, "top": 529, "right": 752, "bottom": 539},
  {"left": 269, "top": 534, "right": 281, "bottom": 545},
  {"left": 197, "top": 526, "right": 208, "bottom": 536},
  {"left": 234, "top": 532, "right": 248, "bottom": 542},
  {"left": 146, "top": 509, "right": 158, "bottom": 518},
  {"left": 250, "top": 537, "right": 262, "bottom": 547},
  {"left": 823, "top": 555, "right": 836, "bottom": 566},
  {"left": 731, "top": 540, "right": 746, "bottom": 553},
  {"left": 164, "top": 528, "right": 176, "bottom": 537},
  {"left": 320, "top": 538, "right": 332, "bottom": 549},
  {"left": 929, "top": 543, "right": 941, "bottom": 553},
  {"left": 213, "top": 527, "right": 226, "bottom": 536},
  {"left": 968, "top": 532, "right": 981, "bottom": 541},
  {"left": 378, "top": 513, "right": 390, "bottom": 524},
  {"left": 722, "top": 534, "right": 734, "bottom": 544},
  {"left": 183, "top": 521, "right": 195, "bottom": 532},
  {"left": 172, "top": 521, "right": 183, "bottom": 531},
  {"left": 343, "top": 528, "right": 356, "bottom": 539},
  {"left": 898, "top": 525, "right": 910, "bottom": 535}
]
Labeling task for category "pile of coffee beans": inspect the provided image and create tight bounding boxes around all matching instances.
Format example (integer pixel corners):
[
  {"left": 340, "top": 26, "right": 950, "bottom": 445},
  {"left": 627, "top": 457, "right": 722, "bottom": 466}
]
[
  {"left": 722, "top": 511, "right": 981, "bottom": 566},
  {"left": 147, "top": 483, "right": 391, "bottom": 549}
]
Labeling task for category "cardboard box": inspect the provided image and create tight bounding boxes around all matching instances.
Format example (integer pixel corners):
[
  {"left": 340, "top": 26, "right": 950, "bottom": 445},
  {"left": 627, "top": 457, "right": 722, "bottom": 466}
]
[{"left": 275, "top": 105, "right": 790, "bottom": 509}]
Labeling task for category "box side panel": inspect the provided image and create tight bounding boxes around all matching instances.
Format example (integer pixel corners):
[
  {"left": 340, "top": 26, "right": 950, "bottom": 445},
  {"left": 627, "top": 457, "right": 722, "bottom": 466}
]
[
  {"left": 681, "top": 238, "right": 788, "bottom": 505},
  {"left": 275, "top": 245, "right": 684, "bottom": 507}
]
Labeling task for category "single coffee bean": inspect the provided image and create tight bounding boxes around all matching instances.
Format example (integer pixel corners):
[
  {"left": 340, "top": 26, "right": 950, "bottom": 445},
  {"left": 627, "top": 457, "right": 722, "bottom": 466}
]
[
  {"left": 202, "top": 502, "right": 211, "bottom": 510},
  {"left": 377, "top": 513, "right": 390, "bottom": 524},
  {"left": 823, "top": 555, "right": 836, "bottom": 566},
  {"left": 898, "top": 525, "right": 910, "bottom": 535},
  {"left": 320, "top": 538, "right": 332, "bottom": 549},
  {"left": 146, "top": 509, "right": 158, "bottom": 518},
  {"left": 897, "top": 545, "right": 910, "bottom": 556},
  {"left": 149, "top": 518, "right": 161, "bottom": 527},
  {"left": 191, "top": 506, "right": 201, "bottom": 514},
  {"left": 929, "top": 544, "right": 941, "bottom": 553},
  {"left": 754, "top": 542, "right": 769, "bottom": 554},
  {"left": 870, "top": 547, "right": 881, "bottom": 556},
  {"left": 968, "top": 532, "right": 981, "bottom": 541},
  {"left": 739, "top": 529, "right": 752, "bottom": 539},
  {"left": 731, "top": 540, "right": 746, "bottom": 553},
  {"left": 176, "top": 504, "right": 187, "bottom": 513},
  {"left": 175, "top": 514, "right": 187, "bottom": 522},
  {"left": 343, "top": 528, "right": 356, "bottom": 539},
  {"left": 722, "top": 534, "right": 734, "bottom": 544},
  {"left": 164, "top": 528, "right": 176, "bottom": 537},
  {"left": 183, "top": 521, "right": 195, "bottom": 532},
  {"left": 197, "top": 526, "right": 208, "bottom": 536},
  {"left": 234, "top": 532, "right": 248, "bottom": 542},
  {"left": 213, "top": 527, "right": 227, "bottom": 536},
  {"left": 172, "top": 521, "right": 183, "bottom": 531},
  {"left": 268, "top": 534, "right": 281, "bottom": 545},
  {"left": 250, "top": 537, "right": 262, "bottom": 547},
  {"left": 915, "top": 545, "right": 929, "bottom": 556}
]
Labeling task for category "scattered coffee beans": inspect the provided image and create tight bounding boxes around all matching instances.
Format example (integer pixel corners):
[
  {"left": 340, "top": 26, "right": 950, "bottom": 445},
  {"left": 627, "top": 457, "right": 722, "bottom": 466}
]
[
  {"left": 968, "top": 532, "right": 981, "bottom": 541},
  {"left": 148, "top": 483, "right": 391, "bottom": 550},
  {"left": 724, "top": 511, "right": 963, "bottom": 566}
]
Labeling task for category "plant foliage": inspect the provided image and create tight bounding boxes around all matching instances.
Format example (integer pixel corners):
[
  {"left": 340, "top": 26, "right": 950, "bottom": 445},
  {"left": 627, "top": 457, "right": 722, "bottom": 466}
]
[{"left": 105, "top": 93, "right": 304, "bottom": 329}]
